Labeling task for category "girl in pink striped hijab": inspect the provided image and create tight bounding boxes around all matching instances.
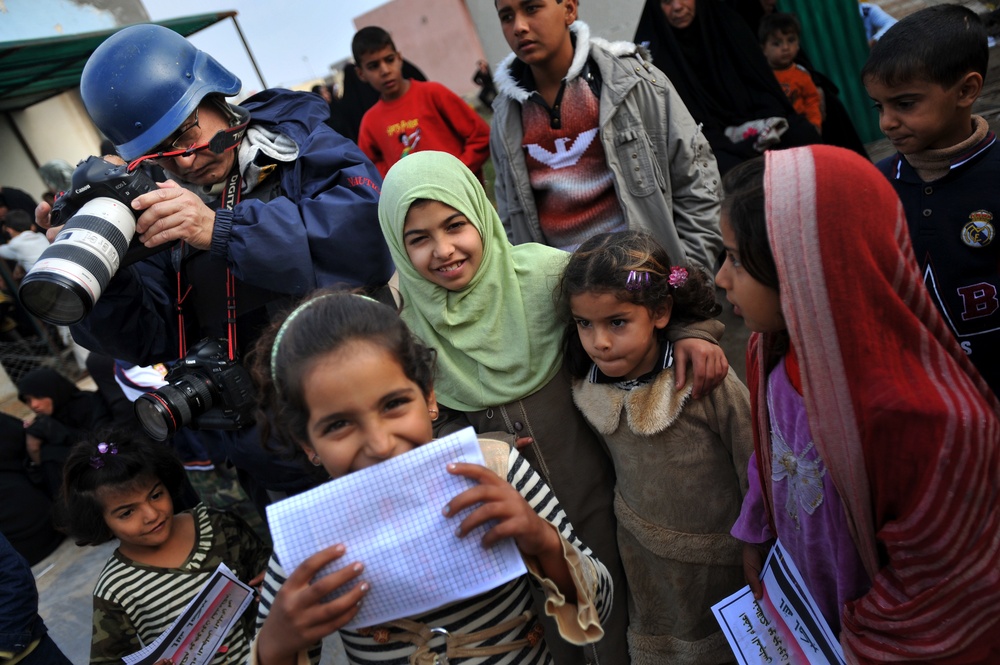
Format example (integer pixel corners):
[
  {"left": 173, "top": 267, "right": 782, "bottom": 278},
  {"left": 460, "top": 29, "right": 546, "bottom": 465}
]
[{"left": 716, "top": 145, "right": 1000, "bottom": 664}]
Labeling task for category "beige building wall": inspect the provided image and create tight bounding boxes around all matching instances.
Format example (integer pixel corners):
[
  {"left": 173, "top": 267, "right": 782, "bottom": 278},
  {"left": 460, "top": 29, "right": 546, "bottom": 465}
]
[
  {"left": 0, "top": 92, "right": 104, "bottom": 196},
  {"left": 354, "top": 0, "right": 487, "bottom": 98}
]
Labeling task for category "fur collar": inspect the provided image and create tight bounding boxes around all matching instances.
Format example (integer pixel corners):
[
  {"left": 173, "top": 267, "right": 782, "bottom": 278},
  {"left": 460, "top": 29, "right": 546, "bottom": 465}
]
[
  {"left": 572, "top": 369, "right": 693, "bottom": 437},
  {"left": 493, "top": 21, "right": 640, "bottom": 104}
]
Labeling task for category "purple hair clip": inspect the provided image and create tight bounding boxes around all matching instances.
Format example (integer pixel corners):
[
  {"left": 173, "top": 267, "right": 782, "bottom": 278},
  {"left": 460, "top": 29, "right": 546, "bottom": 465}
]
[
  {"left": 625, "top": 270, "right": 651, "bottom": 291},
  {"left": 668, "top": 266, "right": 688, "bottom": 288},
  {"left": 89, "top": 442, "right": 118, "bottom": 469}
]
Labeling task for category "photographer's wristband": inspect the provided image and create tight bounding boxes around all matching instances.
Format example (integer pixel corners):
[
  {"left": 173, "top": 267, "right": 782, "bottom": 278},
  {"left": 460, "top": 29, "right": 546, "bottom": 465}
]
[{"left": 212, "top": 208, "right": 235, "bottom": 259}]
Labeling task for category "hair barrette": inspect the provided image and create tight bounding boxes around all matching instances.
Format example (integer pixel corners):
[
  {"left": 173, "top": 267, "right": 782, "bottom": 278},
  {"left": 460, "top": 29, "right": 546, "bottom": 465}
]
[
  {"left": 625, "top": 270, "right": 651, "bottom": 291},
  {"left": 89, "top": 442, "right": 118, "bottom": 469},
  {"left": 668, "top": 266, "right": 688, "bottom": 288}
]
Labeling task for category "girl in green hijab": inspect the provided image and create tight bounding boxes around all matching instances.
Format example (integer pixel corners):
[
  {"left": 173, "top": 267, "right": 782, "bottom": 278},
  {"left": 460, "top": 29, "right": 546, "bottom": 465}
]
[{"left": 378, "top": 150, "right": 726, "bottom": 664}]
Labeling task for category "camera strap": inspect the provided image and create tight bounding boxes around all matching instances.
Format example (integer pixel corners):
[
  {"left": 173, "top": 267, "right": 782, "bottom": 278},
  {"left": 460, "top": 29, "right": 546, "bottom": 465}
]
[{"left": 175, "top": 169, "right": 242, "bottom": 362}]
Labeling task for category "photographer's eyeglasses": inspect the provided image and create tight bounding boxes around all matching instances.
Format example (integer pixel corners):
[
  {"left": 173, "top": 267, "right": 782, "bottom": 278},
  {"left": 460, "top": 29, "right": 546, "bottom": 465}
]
[
  {"left": 155, "top": 107, "right": 201, "bottom": 154},
  {"left": 128, "top": 103, "right": 249, "bottom": 172}
]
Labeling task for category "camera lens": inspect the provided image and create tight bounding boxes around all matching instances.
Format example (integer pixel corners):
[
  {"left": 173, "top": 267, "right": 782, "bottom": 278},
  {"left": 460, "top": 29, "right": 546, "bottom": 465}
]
[
  {"left": 19, "top": 197, "right": 135, "bottom": 325},
  {"left": 135, "top": 376, "right": 216, "bottom": 441}
]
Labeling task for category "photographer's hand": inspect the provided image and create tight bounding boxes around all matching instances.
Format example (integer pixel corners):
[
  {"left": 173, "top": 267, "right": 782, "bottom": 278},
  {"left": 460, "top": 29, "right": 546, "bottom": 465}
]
[
  {"left": 133, "top": 180, "right": 215, "bottom": 250},
  {"left": 34, "top": 201, "right": 62, "bottom": 243}
]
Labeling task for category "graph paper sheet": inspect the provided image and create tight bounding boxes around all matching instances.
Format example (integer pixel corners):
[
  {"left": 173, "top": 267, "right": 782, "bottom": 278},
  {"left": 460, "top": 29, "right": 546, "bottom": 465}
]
[{"left": 267, "top": 427, "right": 527, "bottom": 629}]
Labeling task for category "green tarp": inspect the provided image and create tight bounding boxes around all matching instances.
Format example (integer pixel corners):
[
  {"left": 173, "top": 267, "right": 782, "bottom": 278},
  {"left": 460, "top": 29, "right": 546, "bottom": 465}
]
[
  {"left": 0, "top": 12, "right": 235, "bottom": 112},
  {"left": 781, "top": 0, "right": 882, "bottom": 143}
]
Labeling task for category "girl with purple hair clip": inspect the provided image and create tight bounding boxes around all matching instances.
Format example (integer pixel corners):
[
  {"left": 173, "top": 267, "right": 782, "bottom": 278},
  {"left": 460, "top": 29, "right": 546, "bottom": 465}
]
[
  {"left": 561, "top": 229, "right": 754, "bottom": 663},
  {"left": 58, "top": 434, "right": 270, "bottom": 664}
]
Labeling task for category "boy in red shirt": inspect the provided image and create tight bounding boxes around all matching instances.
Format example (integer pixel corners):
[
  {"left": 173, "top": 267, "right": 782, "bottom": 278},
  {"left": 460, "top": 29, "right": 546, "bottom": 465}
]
[
  {"left": 760, "top": 13, "right": 823, "bottom": 135},
  {"left": 353, "top": 27, "right": 491, "bottom": 180}
]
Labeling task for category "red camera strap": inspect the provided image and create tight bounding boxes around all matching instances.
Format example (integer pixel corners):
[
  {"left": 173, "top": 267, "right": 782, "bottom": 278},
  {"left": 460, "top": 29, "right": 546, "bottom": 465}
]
[{"left": 175, "top": 169, "right": 242, "bottom": 361}]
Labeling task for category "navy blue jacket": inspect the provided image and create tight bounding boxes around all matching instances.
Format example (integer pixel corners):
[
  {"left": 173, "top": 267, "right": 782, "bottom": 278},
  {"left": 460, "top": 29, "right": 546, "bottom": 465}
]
[
  {"left": 877, "top": 136, "right": 1000, "bottom": 395},
  {"left": 73, "top": 89, "right": 392, "bottom": 364},
  {"left": 0, "top": 533, "right": 45, "bottom": 656}
]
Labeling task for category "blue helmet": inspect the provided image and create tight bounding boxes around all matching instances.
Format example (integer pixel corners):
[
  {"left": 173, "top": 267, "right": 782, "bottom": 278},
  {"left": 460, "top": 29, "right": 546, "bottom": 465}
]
[{"left": 81, "top": 24, "right": 241, "bottom": 161}]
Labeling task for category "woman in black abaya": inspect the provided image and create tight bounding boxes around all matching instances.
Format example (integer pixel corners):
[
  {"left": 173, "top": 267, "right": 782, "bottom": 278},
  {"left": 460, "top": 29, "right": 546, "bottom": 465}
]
[{"left": 635, "top": 0, "right": 820, "bottom": 173}]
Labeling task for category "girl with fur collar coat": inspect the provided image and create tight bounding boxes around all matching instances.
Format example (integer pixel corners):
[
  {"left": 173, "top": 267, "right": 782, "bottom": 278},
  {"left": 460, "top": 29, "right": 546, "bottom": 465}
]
[{"left": 563, "top": 230, "right": 753, "bottom": 664}]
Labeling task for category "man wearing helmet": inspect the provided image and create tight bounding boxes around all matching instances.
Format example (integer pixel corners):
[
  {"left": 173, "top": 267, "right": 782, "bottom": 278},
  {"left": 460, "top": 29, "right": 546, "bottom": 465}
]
[{"left": 36, "top": 24, "right": 392, "bottom": 510}]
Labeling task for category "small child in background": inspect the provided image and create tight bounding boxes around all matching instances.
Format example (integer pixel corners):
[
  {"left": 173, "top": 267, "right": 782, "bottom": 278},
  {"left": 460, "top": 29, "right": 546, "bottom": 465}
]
[
  {"left": 0, "top": 210, "right": 50, "bottom": 276},
  {"left": 353, "top": 26, "right": 490, "bottom": 180},
  {"left": 59, "top": 434, "right": 270, "bottom": 664},
  {"left": 863, "top": 4, "right": 1000, "bottom": 396},
  {"left": 249, "top": 292, "right": 611, "bottom": 664},
  {"left": 716, "top": 145, "right": 1000, "bottom": 662},
  {"left": 562, "top": 230, "right": 753, "bottom": 663},
  {"left": 760, "top": 12, "right": 823, "bottom": 135}
]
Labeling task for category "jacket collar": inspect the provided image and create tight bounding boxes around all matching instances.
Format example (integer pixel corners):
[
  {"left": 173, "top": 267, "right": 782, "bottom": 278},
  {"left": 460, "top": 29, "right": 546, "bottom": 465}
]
[{"left": 494, "top": 21, "right": 639, "bottom": 103}]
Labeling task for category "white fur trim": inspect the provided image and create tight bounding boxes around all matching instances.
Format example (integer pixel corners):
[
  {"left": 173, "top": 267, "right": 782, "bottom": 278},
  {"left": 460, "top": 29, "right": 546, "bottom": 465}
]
[{"left": 493, "top": 21, "right": 641, "bottom": 104}]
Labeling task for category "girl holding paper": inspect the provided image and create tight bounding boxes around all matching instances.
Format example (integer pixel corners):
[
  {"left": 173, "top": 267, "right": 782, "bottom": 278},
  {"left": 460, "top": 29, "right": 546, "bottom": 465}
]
[
  {"left": 717, "top": 146, "right": 1000, "bottom": 662},
  {"left": 57, "top": 434, "right": 270, "bottom": 664},
  {"left": 249, "top": 291, "right": 613, "bottom": 665}
]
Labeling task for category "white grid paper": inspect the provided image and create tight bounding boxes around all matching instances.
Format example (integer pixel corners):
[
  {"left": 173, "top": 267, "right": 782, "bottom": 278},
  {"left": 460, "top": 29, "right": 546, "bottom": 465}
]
[{"left": 266, "top": 427, "right": 527, "bottom": 628}]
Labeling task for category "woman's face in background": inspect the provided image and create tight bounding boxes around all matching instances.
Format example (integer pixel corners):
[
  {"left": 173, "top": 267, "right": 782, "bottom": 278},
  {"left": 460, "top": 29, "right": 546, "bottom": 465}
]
[{"left": 660, "top": 0, "right": 696, "bottom": 29}]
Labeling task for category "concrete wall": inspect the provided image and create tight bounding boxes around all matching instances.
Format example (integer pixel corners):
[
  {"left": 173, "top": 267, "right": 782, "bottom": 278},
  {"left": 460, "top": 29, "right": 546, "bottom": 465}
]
[
  {"left": 0, "top": 92, "right": 104, "bottom": 196},
  {"left": 355, "top": 0, "right": 487, "bottom": 98}
]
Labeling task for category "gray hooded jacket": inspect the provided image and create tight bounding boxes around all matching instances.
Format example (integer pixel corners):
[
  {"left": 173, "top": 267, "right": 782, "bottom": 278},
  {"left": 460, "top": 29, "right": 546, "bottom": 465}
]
[{"left": 490, "top": 21, "right": 723, "bottom": 271}]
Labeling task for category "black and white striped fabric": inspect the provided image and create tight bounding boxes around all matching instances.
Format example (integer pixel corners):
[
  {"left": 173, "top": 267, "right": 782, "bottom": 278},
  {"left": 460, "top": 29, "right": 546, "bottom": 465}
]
[
  {"left": 91, "top": 504, "right": 267, "bottom": 664},
  {"left": 255, "top": 447, "right": 613, "bottom": 664}
]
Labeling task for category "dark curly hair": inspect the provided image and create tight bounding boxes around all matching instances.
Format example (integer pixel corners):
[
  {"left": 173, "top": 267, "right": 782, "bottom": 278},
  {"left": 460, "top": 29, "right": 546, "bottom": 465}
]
[
  {"left": 559, "top": 230, "right": 720, "bottom": 378},
  {"left": 57, "top": 430, "right": 187, "bottom": 546},
  {"left": 249, "top": 290, "right": 437, "bottom": 463}
]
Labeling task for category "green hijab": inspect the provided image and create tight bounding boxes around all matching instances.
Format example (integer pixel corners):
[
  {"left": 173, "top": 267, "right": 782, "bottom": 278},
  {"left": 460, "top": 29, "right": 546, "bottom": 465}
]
[{"left": 378, "top": 151, "right": 569, "bottom": 411}]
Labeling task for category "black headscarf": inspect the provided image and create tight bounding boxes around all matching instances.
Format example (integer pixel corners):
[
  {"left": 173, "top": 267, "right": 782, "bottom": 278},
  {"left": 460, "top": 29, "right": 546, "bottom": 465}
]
[
  {"left": 635, "top": 0, "right": 820, "bottom": 172},
  {"left": 635, "top": 0, "right": 796, "bottom": 129},
  {"left": 17, "top": 368, "right": 79, "bottom": 412}
]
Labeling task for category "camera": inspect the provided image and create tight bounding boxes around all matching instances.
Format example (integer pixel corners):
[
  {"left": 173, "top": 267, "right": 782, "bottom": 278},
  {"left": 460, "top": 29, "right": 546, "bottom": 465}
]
[
  {"left": 134, "top": 338, "right": 257, "bottom": 441},
  {"left": 18, "top": 156, "right": 165, "bottom": 325}
]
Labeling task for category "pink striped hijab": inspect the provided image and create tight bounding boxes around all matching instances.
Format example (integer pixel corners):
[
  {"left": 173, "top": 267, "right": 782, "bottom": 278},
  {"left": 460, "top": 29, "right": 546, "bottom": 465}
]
[{"left": 750, "top": 145, "right": 1000, "bottom": 663}]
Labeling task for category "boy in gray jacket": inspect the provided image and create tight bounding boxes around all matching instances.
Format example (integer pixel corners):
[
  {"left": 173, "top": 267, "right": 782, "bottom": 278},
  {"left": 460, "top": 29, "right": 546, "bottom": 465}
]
[{"left": 491, "top": 0, "right": 722, "bottom": 272}]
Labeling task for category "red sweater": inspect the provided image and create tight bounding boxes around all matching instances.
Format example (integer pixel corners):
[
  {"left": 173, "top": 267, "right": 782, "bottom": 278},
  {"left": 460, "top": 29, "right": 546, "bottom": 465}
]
[{"left": 358, "top": 79, "right": 490, "bottom": 178}]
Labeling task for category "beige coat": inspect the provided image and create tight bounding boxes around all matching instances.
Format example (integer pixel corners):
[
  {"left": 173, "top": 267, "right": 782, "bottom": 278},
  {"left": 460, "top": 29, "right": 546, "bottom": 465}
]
[{"left": 573, "top": 368, "right": 753, "bottom": 665}]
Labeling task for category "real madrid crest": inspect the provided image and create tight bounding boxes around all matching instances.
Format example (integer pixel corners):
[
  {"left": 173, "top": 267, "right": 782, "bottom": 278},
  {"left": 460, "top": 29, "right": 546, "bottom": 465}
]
[{"left": 962, "top": 210, "right": 995, "bottom": 248}]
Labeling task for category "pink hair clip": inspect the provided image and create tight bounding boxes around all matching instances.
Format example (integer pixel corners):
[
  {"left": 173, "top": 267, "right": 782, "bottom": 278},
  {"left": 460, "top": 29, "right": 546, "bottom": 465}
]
[
  {"left": 89, "top": 442, "right": 118, "bottom": 469},
  {"left": 668, "top": 266, "right": 688, "bottom": 288},
  {"left": 625, "top": 270, "right": 651, "bottom": 290}
]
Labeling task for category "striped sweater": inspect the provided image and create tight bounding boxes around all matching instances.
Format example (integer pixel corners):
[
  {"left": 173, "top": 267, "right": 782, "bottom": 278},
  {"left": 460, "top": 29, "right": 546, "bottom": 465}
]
[
  {"left": 90, "top": 503, "right": 270, "bottom": 665},
  {"left": 253, "top": 444, "right": 613, "bottom": 664}
]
